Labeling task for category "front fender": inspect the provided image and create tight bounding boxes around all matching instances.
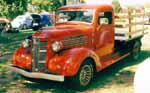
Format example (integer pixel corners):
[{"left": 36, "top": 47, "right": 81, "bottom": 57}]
[
  {"left": 13, "top": 47, "right": 32, "bottom": 69},
  {"left": 48, "top": 47, "right": 101, "bottom": 76}
]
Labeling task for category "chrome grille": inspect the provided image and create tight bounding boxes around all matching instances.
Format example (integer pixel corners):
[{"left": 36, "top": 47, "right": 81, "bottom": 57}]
[
  {"left": 32, "top": 39, "right": 47, "bottom": 72},
  {"left": 63, "top": 35, "right": 88, "bottom": 48},
  {"left": 39, "top": 42, "right": 47, "bottom": 61}
]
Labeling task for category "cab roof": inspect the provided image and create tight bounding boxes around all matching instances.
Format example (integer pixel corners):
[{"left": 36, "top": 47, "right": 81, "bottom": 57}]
[{"left": 58, "top": 4, "right": 113, "bottom": 11}]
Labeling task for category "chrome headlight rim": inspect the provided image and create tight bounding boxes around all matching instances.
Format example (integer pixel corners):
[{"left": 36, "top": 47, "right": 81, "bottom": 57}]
[
  {"left": 22, "top": 39, "right": 30, "bottom": 48},
  {"left": 51, "top": 41, "right": 62, "bottom": 52}
]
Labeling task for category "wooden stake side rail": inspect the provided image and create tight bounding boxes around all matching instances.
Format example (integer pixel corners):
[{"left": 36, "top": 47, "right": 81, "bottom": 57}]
[
  {"left": 115, "top": 13, "right": 145, "bottom": 19},
  {"left": 115, "top": 10, "right": 146, "bottom": 41},
  {"left": 115, "top": 21, "right": 147, "bottom": 28}
]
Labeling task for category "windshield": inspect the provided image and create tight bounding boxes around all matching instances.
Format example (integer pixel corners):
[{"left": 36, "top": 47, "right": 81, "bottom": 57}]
[
  {"left": 56, "top": 10, "right": 93, "bottom": 23},
  {"left": 14, "top": 16, "right": 25, "bottom": 22}
]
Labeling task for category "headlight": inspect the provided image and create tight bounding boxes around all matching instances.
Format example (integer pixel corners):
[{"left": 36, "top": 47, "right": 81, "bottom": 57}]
[
  {"left": 22, "top": 36, "right": 32, "bottom": 48},
  {"left": 22, "top": 39, "right": 30, "bottom": 48},
  {"left": 52, "top": 41, "right": 63, "bottom": 52}
]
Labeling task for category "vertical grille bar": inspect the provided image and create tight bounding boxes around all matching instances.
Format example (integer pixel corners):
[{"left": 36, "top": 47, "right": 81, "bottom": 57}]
[
  {"left": 32, "top": 39, "right": 47, "bottom": 72},
  {"left": 32, "top": 39, "right": 40, "bottom": 71},
  {"left": 38, "top": 41, "right": 47, "bottom": 71}
]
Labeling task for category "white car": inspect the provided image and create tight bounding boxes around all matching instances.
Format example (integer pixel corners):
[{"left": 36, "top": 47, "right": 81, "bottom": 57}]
[{"left": 11, "top": 15, "right": 33, "bottom": 31}]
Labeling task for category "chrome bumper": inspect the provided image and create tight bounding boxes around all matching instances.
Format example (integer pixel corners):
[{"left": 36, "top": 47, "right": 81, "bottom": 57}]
[{"left": 6, "top": 65, "right": 64, "bottom": 82}]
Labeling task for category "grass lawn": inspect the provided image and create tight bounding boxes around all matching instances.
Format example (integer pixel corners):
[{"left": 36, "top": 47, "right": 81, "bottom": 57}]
[
  {"left": 0, "top": 30, "right": 34, "bottom": 55},
  {"left": 0, "top": 30, "right": 34, "bottom": 92}
]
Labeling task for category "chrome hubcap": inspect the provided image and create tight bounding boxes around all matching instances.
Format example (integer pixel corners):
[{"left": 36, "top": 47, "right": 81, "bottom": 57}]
[
  {"left": 80, "top": 64, "right": 93, "bottom": 86},
  {"left": 133, "top": 42, "right": 140, "bottom": 59}
]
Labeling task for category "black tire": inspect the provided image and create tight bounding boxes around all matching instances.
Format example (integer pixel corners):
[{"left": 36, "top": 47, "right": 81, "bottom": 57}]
[
  {"left": 131, "top": 41, "right": 141, "bottom": 60},
  {"left": 22, "top": 24, "right": 27, "bottom": 30},
  {"left": 32, "top": 26, "right": 39, "bottom": 31},
  {"left": 71, "top": 60, "right": 94, "bottom": 89}
]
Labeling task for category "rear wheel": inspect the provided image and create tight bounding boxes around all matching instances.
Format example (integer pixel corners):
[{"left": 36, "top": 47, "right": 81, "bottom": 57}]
[
  {"left": 71, "top": 60, "right": 94, "bottom": 89},
  {"left": 131, "top": 41, "right": 141, "bottom": 60}
]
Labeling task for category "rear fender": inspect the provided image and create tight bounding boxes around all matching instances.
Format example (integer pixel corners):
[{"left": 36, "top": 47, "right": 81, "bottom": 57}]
[{"left": 48, "top": 47, "right": 101, "bottom": 76}]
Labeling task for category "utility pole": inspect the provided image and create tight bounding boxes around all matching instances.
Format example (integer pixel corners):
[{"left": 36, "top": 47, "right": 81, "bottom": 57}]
[{"left": 62, "top": 0, "right": 67, "bottom": 5}]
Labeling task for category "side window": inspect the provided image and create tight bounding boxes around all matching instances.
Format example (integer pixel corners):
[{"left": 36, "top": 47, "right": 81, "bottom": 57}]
[{"left": 98, "top": 12, "right": 112, "bottom": 25}]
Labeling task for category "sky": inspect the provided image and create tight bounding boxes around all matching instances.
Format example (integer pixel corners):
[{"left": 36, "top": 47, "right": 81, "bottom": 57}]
[{"left": 85, "top": 0, "right": 150, "bottom": 6}]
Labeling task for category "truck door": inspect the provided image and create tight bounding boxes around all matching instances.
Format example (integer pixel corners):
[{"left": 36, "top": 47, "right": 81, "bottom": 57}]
[{"left": 95, "top": 11, "right": 114, "bottom": 57}]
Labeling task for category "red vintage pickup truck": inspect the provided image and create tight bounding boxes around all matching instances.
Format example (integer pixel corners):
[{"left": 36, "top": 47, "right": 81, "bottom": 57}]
[{"left": 7, "top": 4, "right": 144, "bottom": 88}]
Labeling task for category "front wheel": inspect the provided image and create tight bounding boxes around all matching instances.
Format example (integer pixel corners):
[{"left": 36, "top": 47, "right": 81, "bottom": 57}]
[
  {"left": 22, "top": 24, "right": 27, "bottom": 30},
  {"left": 71, "top": 60, "right": 94, "bottom": 88},
  {"left": 131, "top": 41, "right": 141, "bottom": 60}
]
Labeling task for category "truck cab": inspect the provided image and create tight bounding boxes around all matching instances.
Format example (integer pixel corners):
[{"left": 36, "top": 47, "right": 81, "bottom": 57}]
[{"left": 7, "top": 4, "right": 143, "bottom": 88}]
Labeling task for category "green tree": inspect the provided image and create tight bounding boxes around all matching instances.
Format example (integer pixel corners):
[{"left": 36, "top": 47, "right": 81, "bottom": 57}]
[
  {"left": 49, "top": 0, "right": 62, "bottom": 11},
  {"left": 32, "top": 0, "right": 61, "bottom": 12},
  {"left": 0, "top": 0, "right": 28, "bottom": 19},
  {"left": 112, "top": 0, "right": 122, "bottom": 13},
  {"left": 0, "top": 0, "right": 62, "bottom": 19},
  {"left": 0, "top": 1, "right": 8, "bottom": 17}
]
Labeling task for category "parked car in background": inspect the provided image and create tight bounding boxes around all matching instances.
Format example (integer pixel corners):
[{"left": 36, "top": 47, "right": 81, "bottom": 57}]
[
  {"left": 48, "top": 13, "right": 55, "bottom": 23},
  {"left": 41, "top": 13, "right": 52, "bottom": 26},
  {"left": 0, "top": 18, "right": 11, "bottom": 33},
  {"left": 31, "top": 14, "right": 42, "bottom": 31},
  {"left": 11, "top": 15, "right": 33, "bottom": 31},
  {"left": 31, "top": 13, "right": 52, "bottom": 31}
]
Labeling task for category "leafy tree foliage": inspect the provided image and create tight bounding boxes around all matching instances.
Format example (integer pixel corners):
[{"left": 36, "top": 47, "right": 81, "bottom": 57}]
[
  {"left": 112, "top": 0, "right": 122, "bottom": 13},
  {"left": 0, "top": 0, "right": 28, "bottom": 19},
  {"left": 31, "top": 0, "right": 61, "bottom": 12},
  {"left": 0, "top": 0, "right": 61, "bottom": 19},
  {"left": 49, "top": 0, "right": 62, "bottom": 11}
]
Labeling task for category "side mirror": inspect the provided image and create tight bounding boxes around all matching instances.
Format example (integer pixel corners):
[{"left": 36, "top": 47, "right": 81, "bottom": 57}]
[{"left": 99, "top": 18, "right": 109, "bottom": 25}]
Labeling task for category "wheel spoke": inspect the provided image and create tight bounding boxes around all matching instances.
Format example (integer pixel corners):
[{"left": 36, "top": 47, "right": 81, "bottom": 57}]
[{"left": 80, "top": 64, "right": 93, "bottom": 86}]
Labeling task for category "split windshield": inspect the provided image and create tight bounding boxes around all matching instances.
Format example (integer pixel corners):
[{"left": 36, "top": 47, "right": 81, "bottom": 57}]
[{"left": 56, "top": 10, "right": 94, "bottom": 23}]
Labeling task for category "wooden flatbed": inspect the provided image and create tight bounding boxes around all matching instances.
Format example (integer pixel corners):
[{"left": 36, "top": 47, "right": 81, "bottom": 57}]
[{"left": 115, "top": 10, "right": 146, "bottom": 41}]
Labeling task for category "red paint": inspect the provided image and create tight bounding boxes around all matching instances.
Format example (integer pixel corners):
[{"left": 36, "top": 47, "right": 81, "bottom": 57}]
[{"left": 13, "top": 47, "right": 32, "bottom": 69}]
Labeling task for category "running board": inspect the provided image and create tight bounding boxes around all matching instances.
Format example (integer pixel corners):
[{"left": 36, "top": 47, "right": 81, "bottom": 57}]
[{"left": 101, "top": 53, "right": 130, "bottom": 70}]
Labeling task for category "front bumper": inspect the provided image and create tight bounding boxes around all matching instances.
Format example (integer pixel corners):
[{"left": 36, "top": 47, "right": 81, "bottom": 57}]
[{"left": 6, "top": 65, "right": 64, "bottom": 82}]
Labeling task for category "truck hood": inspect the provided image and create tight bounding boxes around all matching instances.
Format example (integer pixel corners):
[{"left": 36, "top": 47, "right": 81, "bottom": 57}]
[{"left": 33, "top": 23, "right": 94, "bottom": 41}]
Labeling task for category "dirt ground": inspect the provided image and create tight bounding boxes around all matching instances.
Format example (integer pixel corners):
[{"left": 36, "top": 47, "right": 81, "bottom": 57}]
[{"left": 0, "top": 26, "right": 149, "bottom": 93}]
